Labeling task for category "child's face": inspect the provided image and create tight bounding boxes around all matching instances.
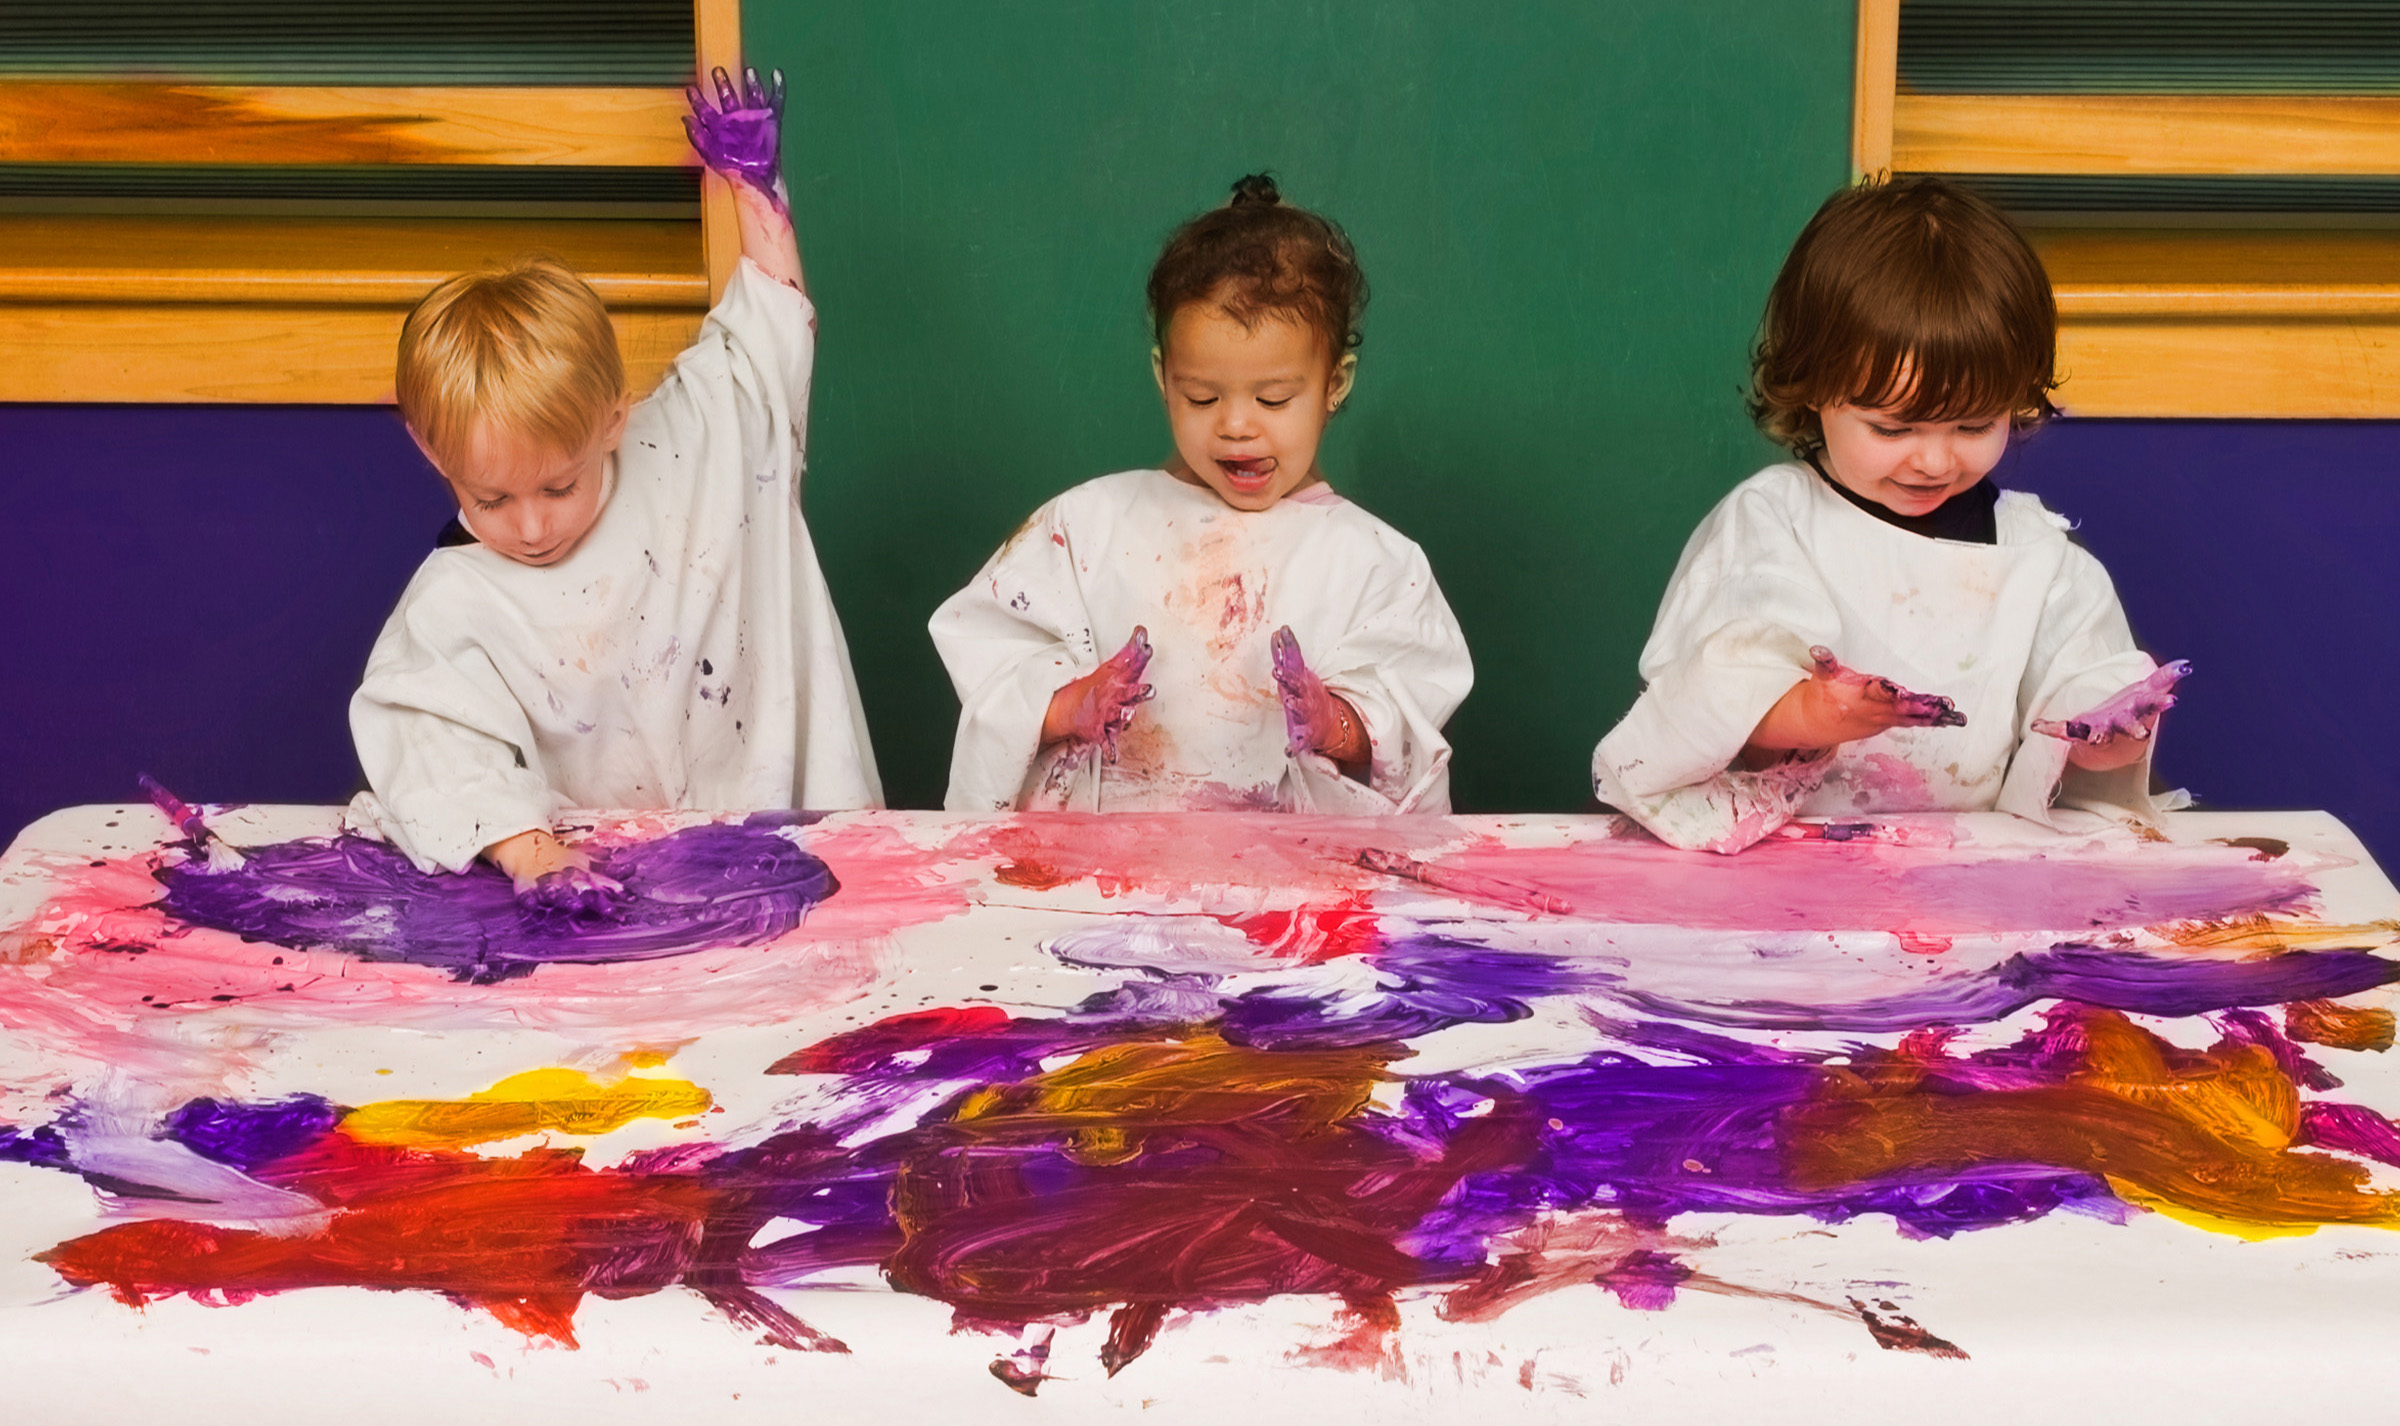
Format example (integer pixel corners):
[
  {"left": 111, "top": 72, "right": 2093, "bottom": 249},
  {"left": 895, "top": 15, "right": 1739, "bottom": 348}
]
[
  {"left": 1815, "top": 402, "right": 2009, "bottom": 518},
  {"left": 1154, "top": 303, "right": 1354, "bottom": 512},
  {"left": 416, "top": 403, "right": 627, "bottom": 567}
]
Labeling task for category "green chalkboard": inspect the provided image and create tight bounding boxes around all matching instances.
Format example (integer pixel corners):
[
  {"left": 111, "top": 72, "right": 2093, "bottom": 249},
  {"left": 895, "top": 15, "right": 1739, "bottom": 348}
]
[{"left": 749, "top": 0, "right": 1854, "bottom": 812}]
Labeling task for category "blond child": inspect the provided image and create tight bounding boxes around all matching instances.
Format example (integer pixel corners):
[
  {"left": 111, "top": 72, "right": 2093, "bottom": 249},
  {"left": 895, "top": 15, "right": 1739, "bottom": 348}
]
[
  {"left": 349, "top": 69, "right": 879, "bottom": 893},
  {"left": 931, "top": 176, "right": 1472, "bottom": 813},
  {"left": 1593, "top": 177, "right": 2184, "bottom": 854}
]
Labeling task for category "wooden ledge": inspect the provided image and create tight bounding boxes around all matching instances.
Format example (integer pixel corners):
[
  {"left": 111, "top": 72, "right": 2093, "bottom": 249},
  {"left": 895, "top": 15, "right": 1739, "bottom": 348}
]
[
  {"left": 1895, "top": 94, "right": 2400, "bottom": 177},
  {"left": 0, "top": 83, "right": 696, "bottom": 167},
  {"left": 0, "top": 213, "right": 706, "bottom": 305},
  {"left": 2034, "top": 228, "right": 2400, "bottom": 318}
]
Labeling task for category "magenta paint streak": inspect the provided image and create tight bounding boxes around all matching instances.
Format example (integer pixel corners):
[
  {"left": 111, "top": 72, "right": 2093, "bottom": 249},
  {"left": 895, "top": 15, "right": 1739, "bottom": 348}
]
[{"left": 1432, "top": 833, "right": 2317, "bottom": 932}]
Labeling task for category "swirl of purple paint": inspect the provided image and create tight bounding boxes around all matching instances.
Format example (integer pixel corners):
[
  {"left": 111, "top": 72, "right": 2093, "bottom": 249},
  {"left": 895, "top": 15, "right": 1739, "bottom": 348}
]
[{"left": 155, "top": 816, "right": 839, "bottom": 983}]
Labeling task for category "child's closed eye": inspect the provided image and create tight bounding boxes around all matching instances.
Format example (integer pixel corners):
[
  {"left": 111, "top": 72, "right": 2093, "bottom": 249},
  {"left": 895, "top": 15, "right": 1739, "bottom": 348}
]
[
  {"left": 544, "top": 482, "right": 580, "bottom": 499},
  {"left": 476, "top": 494, "right": 510, "bottom": 511},
  {"left": 1258, "top": 396, "right": 1292, "bottom": 410}
]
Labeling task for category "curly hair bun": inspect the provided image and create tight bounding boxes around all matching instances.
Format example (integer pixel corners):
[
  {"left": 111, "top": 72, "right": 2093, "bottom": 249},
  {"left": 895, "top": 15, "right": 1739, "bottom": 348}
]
[{"left": 1228, "top": 173, "right": 1282, "bottom": 208}]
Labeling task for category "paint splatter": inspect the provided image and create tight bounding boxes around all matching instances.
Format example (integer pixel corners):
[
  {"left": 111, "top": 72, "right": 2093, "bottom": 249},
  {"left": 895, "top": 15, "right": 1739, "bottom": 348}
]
[{"left": 1850, "top": 1297, "right": 1969, "bottom": 1359}]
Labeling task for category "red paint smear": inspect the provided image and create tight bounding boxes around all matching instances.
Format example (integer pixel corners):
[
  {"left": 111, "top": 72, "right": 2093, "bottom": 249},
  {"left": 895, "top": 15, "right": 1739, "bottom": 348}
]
[
  {"left": 771, "top": 1006, "right": 1014, "bottom": 1074},
  {"left": 40, "top": 1135, "right": 716, "bottom": 1348},
  {"left": 1218, "top": 893, "right": 1381, "bottom": 963},
  {"left": 1898, "top": 932, "right": 1953, "bottom": 955},
  {"left": 992, "top": 859, "right": 1069, "bottom": 891}
]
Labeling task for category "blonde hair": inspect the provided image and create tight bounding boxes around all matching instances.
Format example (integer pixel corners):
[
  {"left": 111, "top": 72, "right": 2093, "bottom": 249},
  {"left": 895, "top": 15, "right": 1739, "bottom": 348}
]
[{"left": 396, "top": 255, "right": 624, "bottom": 474}]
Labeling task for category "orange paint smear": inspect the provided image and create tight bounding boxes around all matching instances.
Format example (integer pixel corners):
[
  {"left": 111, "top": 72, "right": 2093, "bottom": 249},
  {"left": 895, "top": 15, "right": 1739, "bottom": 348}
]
[
  {"left": 37, "top": 1135, "right": 718, "bottom": 1347},
  {"left": 1785, "top": 1009, "right": 2400, "bottom": 1237},
  {"left": 2286, "top": 998, "right": 2398, "bottom": 1053}
]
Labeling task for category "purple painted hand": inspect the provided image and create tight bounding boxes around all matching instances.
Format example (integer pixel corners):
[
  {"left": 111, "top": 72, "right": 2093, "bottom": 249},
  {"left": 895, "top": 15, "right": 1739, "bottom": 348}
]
[
  {"left": 524, "top": 863, "right": 628, "bottom": 914},
  {"left": 1271, "top": 626, "right": 1342, "bottom": 758},
  {"left": 683, "top": 65, "right": 786, "bottom": 206},
  {"left": 1057, "top": 628, "right": 1155, "bottom": 763},
  {"left": 1808, "top": 648, "right": 1968, "bottom": 729},
  {"left": 2033, "top": 660, "right": 2191, "bottom": 745}
]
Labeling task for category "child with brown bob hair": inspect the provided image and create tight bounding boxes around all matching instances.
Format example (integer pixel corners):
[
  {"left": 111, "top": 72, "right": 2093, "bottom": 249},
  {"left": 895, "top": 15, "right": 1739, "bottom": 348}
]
[
  {"left": 1592, "top": 176, "right": 2186, "bottom": 853},
  {"left": 931, "top": 174, "right": 1472, "bottom": 813},
  {"left": 349, "top": 69, "right": 880, "bottom": 893}
]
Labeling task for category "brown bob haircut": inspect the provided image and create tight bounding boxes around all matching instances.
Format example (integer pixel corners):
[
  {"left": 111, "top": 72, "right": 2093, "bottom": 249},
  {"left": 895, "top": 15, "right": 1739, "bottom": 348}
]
[
  {"left": 1147, "top": 173, "right": 1367, "bottom": 362},
  {"left": 397, "top": 255, "right": 625, "bottom": 476},
  {"left": 1749, "top": 175, "right": 2058, "bottom": 458}
]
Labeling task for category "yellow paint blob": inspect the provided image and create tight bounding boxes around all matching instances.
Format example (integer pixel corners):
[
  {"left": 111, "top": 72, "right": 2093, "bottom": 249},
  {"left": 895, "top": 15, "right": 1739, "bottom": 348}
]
[{"left": 342, "top": 1068, "right": 713, "bottom": 1149}]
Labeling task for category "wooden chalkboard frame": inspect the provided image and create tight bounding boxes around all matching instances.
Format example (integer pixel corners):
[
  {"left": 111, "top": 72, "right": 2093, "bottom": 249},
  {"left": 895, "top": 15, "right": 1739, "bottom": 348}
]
[
  {"left": 1855, "top": 0, "right": 2400, "bottom": 419},
  {"left": 0, "top": 0, "right": 741, "bottom": 403}
]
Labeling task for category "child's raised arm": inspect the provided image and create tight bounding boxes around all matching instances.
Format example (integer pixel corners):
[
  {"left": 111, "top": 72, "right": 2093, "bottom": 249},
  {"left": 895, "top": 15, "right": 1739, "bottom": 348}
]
[{"left": 685, "top": 66, "right": 805, "bottom": 291}]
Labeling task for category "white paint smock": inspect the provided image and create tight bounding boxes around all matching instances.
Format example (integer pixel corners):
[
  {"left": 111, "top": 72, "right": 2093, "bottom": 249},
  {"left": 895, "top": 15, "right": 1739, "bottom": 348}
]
[
  {"left": 348, "top": 258, "right": 882, "bottom": 873},
  {"left": 1593, "top": 462, "right": 2168, "bottom": 854},
  {"left": 931, "top": 470, "right": 1472, "bottom": 814}
]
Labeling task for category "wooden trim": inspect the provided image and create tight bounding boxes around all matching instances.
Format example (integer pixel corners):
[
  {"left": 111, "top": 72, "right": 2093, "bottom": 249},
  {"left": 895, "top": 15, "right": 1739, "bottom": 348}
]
[
  {"left": 0, "top": 303, "right": 703, "bottom": 403},
  {"left": 1852, "top": 0, "right": 1900, "bottom": 179},
  {"left": 0, "top": 83, "right": 696, "bottom": 167},
  {"left": 2056, "top": 315, "right": 2400, "bottom": 418},
  {"left": 1894, "top": 94, "right": 2400, "bottom": 176},
  {"left": 694, "top": 0, "right": 744, "bottom": 304},
  {"left": 0, "top": 214, "right": 706, "bottom": 305},
  {"left": 2035, "top": 228, "right": 2400, "bottom": 318}
]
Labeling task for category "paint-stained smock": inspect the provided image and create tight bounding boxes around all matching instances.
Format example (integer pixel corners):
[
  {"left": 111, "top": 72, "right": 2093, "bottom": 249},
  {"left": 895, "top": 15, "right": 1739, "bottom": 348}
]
[
  {"left": 347, "top": 258, "right": 882, "bottom": 873},
  {"left": 931, "top": 470, "right": 1472, "bottom": 813},
  {"left": 1593, "top": 462, "right": 2169, "bottom": 854}
]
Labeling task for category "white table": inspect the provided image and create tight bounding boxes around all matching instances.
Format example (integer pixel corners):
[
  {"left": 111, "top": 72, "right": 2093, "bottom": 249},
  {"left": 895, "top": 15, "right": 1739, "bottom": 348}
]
[{"left": 1, "top": 804, "right": 2395, "bottom": 1424}]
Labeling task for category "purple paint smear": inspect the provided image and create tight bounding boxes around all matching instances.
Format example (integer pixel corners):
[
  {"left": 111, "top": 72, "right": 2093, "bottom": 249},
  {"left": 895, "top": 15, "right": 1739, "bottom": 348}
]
[
  {"left": 1611, "top": 945, "right": 2400, "bottom": 1032},
  {"left": 156, "top": 818, "right": 837, "bottom": 983},
  {"left": 163, "top": 1096, "right": 344, "bottom": 1173}
]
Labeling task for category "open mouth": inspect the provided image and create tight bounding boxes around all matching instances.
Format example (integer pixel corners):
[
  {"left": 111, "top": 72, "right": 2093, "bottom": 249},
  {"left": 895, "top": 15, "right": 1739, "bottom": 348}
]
[{"left": 1217, "top": 457, "right": 1278, "bottom": 492}]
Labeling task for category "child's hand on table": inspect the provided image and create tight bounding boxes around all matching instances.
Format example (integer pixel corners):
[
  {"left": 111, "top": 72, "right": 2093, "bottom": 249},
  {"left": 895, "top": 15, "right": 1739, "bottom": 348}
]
[
  {"left": 1041, "top": 628, "right": 1155, "bottom": 763},
  {"left": 1745, "top": 646, "right": 1967, "bottom": 756},
  {"left": 1271, "top": 626, "right": 1369, "bottom": 772},
  {"left": 2033, "top": 660, "right": 2190, "bottom": 772},
  {"left": 486, "top": 828, "right": 626, "bottom": 908}
]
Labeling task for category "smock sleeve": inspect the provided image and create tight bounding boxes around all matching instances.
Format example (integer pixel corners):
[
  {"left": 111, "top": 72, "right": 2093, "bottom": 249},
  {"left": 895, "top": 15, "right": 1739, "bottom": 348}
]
[
  {"left": 346, "top": 568, "right": 562, "bottom": 873},
  {"left": 1995, "top": 538, "right": 2169, "bottom": 825},
  {"left": 1299, "top": 540, "right": 1474, "bottom": 814},
  {"left": 1591, "top": 486, "right": 1838, "bottom": 852},
  {"left": 929, "top": 499, "right": 1099, "bottom": 812},
  {"left": 639, "top": 257, "right": 815, "bottom": 501}
]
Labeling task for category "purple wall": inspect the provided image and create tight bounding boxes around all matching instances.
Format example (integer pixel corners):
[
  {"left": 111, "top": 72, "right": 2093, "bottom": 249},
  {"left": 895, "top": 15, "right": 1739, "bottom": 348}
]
[
  {"left": 0, "top": 406, "right": 450, "bottom": 844},
  {"left": 1, "top": 406, "right": 2393, "bottom": 872},
  {"left": 2001, "top": 419, "right": 2399, "bottom": 868}
]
